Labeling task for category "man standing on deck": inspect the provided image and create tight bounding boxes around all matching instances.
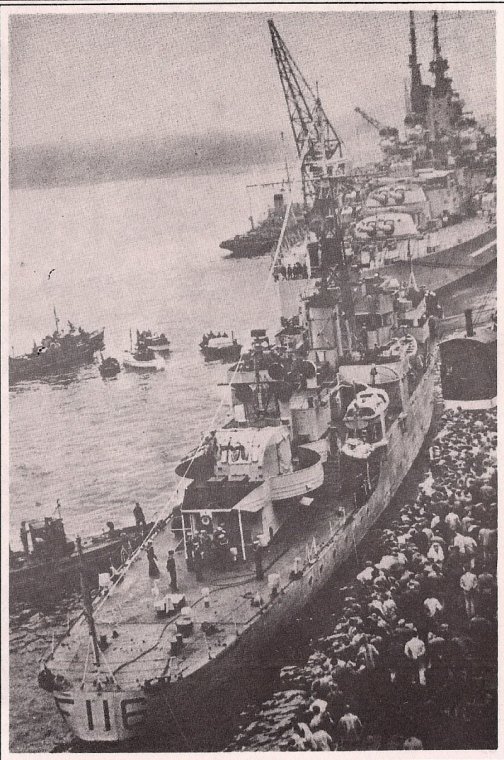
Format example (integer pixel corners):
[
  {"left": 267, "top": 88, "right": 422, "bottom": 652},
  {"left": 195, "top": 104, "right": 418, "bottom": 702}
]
[
  {"left": 133, "top": 502, "right": 147, "bottom": 534},
  {"left": 166, "top": 550, "right": 178, "bottom": 592},
  {"left": 253, "top": 540, "right": 264, "bottom": 581},
  {"left": 193, "top": 543, "right": 204, "bottom": 581},
  {"left": 20, "top": 521, "right": 30, "bottom": 557}
]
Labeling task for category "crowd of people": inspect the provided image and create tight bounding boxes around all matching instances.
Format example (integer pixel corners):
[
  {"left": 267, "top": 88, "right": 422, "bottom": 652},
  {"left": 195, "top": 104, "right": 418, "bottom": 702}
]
[
  {"left": 35, "top": 322, "right": 88, "bottom": 353},
  {"left": 231, "top": 407, "right": 497, "bottom": 751},
  {"left": 274, "top": 261, "right": 309, "bottom": 281}
]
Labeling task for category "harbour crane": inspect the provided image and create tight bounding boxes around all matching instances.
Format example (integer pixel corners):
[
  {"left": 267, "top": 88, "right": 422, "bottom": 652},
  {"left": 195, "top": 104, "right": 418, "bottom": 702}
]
[{"left": 268, "top": 19, "right": 346, "bottom": 207}]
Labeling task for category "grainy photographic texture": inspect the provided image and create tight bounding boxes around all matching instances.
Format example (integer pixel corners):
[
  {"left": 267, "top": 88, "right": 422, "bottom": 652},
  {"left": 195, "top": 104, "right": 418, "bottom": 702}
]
[{"left": 5, "top": 5, "right": 497, "bottom": 754}]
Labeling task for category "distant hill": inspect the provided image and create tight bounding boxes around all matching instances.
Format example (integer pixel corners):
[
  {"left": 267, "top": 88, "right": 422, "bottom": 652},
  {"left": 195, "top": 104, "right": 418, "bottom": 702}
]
[{"left": 10, "top": 131, "right": 283, "bottom": 189}]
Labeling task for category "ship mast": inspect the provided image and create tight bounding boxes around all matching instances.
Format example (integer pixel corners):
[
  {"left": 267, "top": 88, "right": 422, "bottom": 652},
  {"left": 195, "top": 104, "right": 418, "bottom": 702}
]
[
  {"left": 408, "top": 11, "right": 427, "bottom": 121},
  {"left": 429, "top": 11, "right": 451, "bottom": 95},
  {"left": 53, "top": 306, "right": 60, "bottom": 335},
  {"left": 76, "top": 536, "right": 101, "bottom": 666},
  {"left": 268, "top": 18, "right": 344, "bottom": 207}
]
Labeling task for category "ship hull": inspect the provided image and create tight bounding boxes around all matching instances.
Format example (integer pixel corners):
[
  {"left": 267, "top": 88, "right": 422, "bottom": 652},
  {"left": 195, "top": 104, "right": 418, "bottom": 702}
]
[
  {"left": 200, "top": 344, "right": 242, "bottom": 362},
  {"left": 123, "top": 355, "right": 165, "bottom": 372},
  {"left": 370, "top": 224, "right": 496, "bottom": 292},
  {"left": 220, "top": 238, "right": 276, "bottom": 257},
  {"left": 54, "top": 356, "right": 436, "bottom": 747}
]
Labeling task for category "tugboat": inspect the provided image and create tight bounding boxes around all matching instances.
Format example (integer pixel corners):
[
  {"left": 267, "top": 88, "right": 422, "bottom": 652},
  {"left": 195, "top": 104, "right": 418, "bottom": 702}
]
[
  {"left": 9, "top": 312, "right": 105, "bottom": 386},
  {"left": 39, "top": 196, "right": 441, "bottom": 750},
  {"left": 137, "top": 330, "right": 171, "bottom": 355},
  {"left": 220, "top": 192, "right": 305, "bottom": 258},
  {"left": 10, "top": 504, "right": 152, "bottom": 605},
  {"left": 98, "top": 355, "right": 121, "bottom": 379},
  {"left": 439, "top": 308, "right": 497, "bottom": 409},
  {"left": 123, "top": 332, "right": 165, "bottom": 372},
  {"left": 199, "top": 331, "right": 242, "bottom": 362}
]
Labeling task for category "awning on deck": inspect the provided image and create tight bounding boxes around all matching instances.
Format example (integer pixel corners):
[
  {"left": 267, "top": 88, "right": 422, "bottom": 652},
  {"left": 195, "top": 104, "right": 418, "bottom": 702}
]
[{"left": 232, "top": 482, "right": 268, "bottom": 514}]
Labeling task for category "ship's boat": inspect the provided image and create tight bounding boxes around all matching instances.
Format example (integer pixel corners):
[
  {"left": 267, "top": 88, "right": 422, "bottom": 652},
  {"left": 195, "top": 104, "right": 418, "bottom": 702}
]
[
  {"left": 10, "top": 510, "right": 152, "bottom": 604},
  {"left": 123, "top": 343, "right": 165, "bottom": 372},
  {"left": 199, "top": 332, "right": 242, "bottom": 362},
  {"left": 40, "top": 226, "right": 440, "bottom": 747},
  {"left": 99, "top": 356, "right": 121, "bottom": 378},
  {"left": 9, "top": 319, "right": 105, "bottom": 385},
  {"left": 137, "top": 330, "right": 171, "bottom": 354}
]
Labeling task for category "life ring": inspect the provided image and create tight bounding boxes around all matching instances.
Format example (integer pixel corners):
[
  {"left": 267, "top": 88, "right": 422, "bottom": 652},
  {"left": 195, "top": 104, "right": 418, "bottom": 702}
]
[{"left": 201, "top": 515, "right": 212, "bottom": 527}]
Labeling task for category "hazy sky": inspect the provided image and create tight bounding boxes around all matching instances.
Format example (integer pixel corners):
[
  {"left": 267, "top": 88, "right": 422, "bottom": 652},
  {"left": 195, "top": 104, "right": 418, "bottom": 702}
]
[{"left": 10, "top": 10, "right": 496, "bottom": 150}]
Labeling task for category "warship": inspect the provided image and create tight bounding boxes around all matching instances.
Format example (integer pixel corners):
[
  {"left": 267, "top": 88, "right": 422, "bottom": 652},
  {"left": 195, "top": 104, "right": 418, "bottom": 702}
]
[
  {"left": 275, "top": 12, "right": 496, "bottom": 294},
  {"left": 38, "top": 235, "right": 439, "bottom": 747},
  {"left": 38, "top": 21, "right": 443, "bottom": 747}
]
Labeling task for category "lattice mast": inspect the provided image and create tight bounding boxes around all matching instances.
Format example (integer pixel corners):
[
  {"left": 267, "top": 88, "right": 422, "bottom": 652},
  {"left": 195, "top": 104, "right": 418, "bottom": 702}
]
[{"left": 268, "top": 18, "right": 344, "bottom": 207}]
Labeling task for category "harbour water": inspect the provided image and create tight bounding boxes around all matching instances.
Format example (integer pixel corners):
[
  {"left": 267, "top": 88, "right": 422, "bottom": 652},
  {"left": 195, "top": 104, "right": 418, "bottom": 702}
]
[
  {"left": 9, "top": 169, "right": 284, "bottom": 547},
  {"left": 9, "top": 169, "right": 495, "bottom": 751}
]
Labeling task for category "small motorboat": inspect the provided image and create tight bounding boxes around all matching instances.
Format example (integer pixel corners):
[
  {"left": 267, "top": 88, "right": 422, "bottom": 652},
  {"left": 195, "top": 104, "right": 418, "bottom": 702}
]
[
  {"left": 199, "top": 331, "right": 242, "bottom": 362},
  {"left": 124, "top": 330, "right": 165, "bottom": 372},
  {"left": 124, "top": 345, "right": 165, "bottom": 372},
  {"left": 98, "top": 355, "right": 121, "bottom": 378},
  {"left": 137, "top": 330, "right": 171, "bottom": 355}
]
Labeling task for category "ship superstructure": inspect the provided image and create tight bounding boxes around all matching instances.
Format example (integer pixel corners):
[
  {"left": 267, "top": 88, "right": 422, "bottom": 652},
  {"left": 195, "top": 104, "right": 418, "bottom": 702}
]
[
  {"left": 268, "top": 14, "right": 495, "bottom": 294},
  {"left": 354, "top": 12, "right": 496, "bottom": 174}
]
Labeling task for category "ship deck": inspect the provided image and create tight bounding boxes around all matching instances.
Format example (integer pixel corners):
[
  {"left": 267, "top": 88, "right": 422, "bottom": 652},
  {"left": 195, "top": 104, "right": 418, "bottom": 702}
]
[
  {"left": 277, "top": 217, "right": 495, "bottom": 292},
  {"left": 49, "top": 488, "right": 357, "bottom": 690},
  {"left": 374, "top": 218, "right": 496, "bottom": 291}
]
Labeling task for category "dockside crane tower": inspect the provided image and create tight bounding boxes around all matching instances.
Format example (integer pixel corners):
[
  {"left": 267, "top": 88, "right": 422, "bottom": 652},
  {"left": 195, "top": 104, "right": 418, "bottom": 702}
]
[{"left": 268, "top": 19, "right": 347, "bottom": 208}]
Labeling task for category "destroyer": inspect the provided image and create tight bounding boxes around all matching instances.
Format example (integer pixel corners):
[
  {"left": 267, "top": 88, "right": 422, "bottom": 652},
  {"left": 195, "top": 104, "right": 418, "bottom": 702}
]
[{"left": 39, "top": 58, "right": 441, "bottom": 741}]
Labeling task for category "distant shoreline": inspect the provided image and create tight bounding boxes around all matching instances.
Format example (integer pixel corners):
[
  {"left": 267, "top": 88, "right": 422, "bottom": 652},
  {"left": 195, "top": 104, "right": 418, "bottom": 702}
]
[{"left": 9, "top": 131, "right": 284, "bottom": 190}]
